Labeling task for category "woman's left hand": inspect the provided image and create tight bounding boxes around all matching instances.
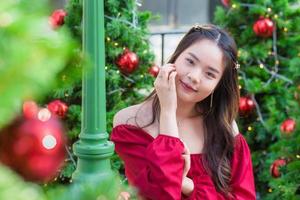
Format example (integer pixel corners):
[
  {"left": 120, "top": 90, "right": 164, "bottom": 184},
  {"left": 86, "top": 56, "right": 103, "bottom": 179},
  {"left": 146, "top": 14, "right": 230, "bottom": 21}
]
[
  {"left": 182, "top": 142, "right": 191, "bottom": 178},
  {"left": 117, "top": 191, "right": 131, "bottom": 200}
]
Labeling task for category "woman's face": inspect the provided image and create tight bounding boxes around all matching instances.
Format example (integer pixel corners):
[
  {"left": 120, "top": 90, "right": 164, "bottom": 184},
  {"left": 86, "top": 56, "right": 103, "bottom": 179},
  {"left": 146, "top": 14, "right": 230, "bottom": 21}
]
[{"left": 174, "top": 39, "right": 225, "bottom": 103}]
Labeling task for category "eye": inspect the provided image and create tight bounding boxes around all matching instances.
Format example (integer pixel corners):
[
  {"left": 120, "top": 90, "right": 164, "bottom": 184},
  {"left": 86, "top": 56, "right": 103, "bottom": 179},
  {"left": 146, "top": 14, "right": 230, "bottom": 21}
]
[
  {"left": 206, "top": 72, "right": 216, "bottom": 78},
  {"left": 185, "top": 58, "right": 195, "bottom": 65}
]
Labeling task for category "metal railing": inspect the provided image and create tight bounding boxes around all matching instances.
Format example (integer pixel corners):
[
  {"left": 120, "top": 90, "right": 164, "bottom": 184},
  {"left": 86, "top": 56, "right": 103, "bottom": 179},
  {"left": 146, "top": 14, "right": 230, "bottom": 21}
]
[{"left": 151, "top": 30, "right": 185, "bottom": 65}]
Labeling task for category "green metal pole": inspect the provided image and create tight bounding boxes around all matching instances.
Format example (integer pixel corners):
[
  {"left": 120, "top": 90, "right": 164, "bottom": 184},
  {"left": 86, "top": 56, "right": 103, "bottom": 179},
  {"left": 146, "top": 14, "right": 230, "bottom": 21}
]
[{"left": 68, "top": 0, "right": 117, "bottom": 199}]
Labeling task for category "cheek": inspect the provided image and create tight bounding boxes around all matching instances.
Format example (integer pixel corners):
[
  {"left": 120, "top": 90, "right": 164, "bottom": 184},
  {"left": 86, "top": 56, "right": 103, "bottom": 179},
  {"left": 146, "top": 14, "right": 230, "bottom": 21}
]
[
  {"left": 174, "top": 60, "right": 187, "bottom": 78},
  {"left": 195, "top": 82, "right": 218, "bottom": 99}
]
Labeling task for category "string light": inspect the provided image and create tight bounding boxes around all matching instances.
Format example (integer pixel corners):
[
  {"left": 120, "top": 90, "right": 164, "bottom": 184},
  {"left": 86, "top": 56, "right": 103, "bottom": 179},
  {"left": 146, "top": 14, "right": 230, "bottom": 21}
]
[
  {"left": 114, "top": 42, "right": 119, "bottom": 46},
  {"left": 284, "top": 27, "right": 288, "bottom": 32},
  {"left": 275, "top": 60, "right": 280, "bottom": 65},
  {"left": 239, "top": 85, "right": 242, "bottom": 89},
  {"left": 238, "top": 76, "right": 242, "bottom": 80},
  {"left": 106, "top": 37, "right": 111, "bottom": 41},
  {"left": 231, "top": 4, "right": 237, "bottom": 9},
  {"left": 105, "top": 66, "right": 108, "bottom": 70},
  {"left": 296, "top": 155, "right": 300, "bottom": 159},
  {"left": 247, "top": 126, "right": 252, "bottom": 131},
  {"left": 274, "top": 14, "right": 278, "bottom": 19},
  {"left": 140, "top": 74, "right": 144, "bottom": 78},
  {"left": 237, "top": 50, "right": 241, "bottom": 57},
  {"left": 267, "top": 8, "right": 272, "bottom": 12},
  {"left": 268, "top": 188, "right": 273, "bottom": 193},
  {"left": 259, "top": 63, "right": 264, "bottom": 68}
]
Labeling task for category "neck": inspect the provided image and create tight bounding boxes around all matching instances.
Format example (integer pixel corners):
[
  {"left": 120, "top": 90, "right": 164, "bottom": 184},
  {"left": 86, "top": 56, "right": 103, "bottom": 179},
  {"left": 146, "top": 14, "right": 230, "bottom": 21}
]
[{"left": 176, "top": 98, "right": 200, "bottom": 121}]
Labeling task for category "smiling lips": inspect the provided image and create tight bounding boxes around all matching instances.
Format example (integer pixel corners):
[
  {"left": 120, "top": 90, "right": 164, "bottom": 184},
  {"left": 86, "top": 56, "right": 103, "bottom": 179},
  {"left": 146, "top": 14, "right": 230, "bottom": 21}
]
[{"left": 180, "top": 80, "right": 197, "bottom": 92}]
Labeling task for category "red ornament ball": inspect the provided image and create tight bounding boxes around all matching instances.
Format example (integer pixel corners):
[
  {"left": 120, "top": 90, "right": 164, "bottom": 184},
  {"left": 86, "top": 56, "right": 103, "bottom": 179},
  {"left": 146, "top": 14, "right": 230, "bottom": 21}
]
[
  {"left": 280, "top": 118, "right": 296, "bottom": 134},
  {"left": 49, "top": 9, "right": 67, "bottom": 29},
  {"left": 270, "top": 159, "right": 286, "bottom": 178},
  {"left": 221, "top": 0, "right": 230, "bottom": 7},
  {"left": 239, "top": 96, "right": 255, "bottom": 114},
  {"left": 23, "top": 100, "right": 39, "bottom": 119},
  {"left": 148, "top": 65, "right": 160, "bottom": 77},
  {"left": 253, "top": 17, "right": 274, "bottom": 38},
  {"left": 0, "top": 114, "right": 66, "bottom": 183},
  {"left": 47, "top": 100, "right": 68, "bottom": 118},
  {"left": 116, "top": 48, "right": 139, "bottom": 74}
]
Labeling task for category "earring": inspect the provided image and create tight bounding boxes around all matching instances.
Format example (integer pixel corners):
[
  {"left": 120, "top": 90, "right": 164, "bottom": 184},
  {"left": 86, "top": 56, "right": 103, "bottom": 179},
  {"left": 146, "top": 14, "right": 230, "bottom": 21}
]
[{"left": 210, "top": 91, "right": 214, "bottom": 108}]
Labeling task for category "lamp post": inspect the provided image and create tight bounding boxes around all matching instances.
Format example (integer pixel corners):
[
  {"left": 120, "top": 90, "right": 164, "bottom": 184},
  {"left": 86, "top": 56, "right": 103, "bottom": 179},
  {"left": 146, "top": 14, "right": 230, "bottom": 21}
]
[{"left": 68, "top": 0, "right": 117, "bottom": 199}]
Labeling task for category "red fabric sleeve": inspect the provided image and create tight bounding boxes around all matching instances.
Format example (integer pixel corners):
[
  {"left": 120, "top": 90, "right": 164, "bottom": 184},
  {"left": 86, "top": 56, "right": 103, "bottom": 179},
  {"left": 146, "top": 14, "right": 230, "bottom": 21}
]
[
  {"left": 229, "top": 134, "right": 256, "bottom": 200},
  {"left": 110, "top": 125, "right": 185, "bottom": 200},
  {"left": 182, "top": 134, "right": 256, "bottom": 200}
]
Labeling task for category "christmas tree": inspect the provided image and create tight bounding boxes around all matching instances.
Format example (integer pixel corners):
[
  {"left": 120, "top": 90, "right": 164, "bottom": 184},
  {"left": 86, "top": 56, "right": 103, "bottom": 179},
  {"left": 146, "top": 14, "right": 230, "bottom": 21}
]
[{"left": 214, "top": 0, "right": 300, "bottom": 199}]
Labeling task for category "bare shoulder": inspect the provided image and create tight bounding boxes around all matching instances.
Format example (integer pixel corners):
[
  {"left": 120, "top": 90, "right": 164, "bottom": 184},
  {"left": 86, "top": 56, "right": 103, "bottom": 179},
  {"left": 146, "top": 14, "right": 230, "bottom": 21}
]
[
  {"left": 113, "top": 105, "right": 139, "bottom": 128},
  {"left": 113, "top": 101, "right": 152, "bottom": 128},
  {"left": 232, "top": 120, "right": 239, "bottom": 137}
]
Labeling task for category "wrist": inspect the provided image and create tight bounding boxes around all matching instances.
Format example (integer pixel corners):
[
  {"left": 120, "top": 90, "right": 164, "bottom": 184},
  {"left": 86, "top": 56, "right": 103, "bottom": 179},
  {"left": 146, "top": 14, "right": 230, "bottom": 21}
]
[
  {"left": 160, "top": 108, "right": 176, "bottom": 115},
  {"left": 159, "top": 111, "right": 179, "bottom": 137}
]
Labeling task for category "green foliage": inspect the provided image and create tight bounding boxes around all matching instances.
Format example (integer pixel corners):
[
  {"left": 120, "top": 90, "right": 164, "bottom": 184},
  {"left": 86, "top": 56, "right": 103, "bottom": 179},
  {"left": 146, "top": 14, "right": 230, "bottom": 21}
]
[
  {"left": 0, "top": 164, "right": 46, "bottom": 200},
  {"left": 0, "top": 0, "right": 77, "bottom": 129},
  {"left": 214, "top": 0, "right": 300, "bottom": 199}
]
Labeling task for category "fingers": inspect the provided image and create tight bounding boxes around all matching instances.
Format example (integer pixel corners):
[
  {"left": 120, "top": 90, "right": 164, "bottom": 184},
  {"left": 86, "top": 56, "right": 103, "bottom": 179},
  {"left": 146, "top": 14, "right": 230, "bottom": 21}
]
[
  {"left": 182, "top": 142, "right": 190, "bottom": 155},
  {"left": 158, "top": 64, "right": 176, "bottom": 80},
  {"left": 117, "top": 192, "right": 130, "bottom": 200},
  {"left": 154, "top": 63, "right": 176, "bottom": 87},
  {"left": 182, "top": 142, "right": 191, "bottom": 177},
  {"left": 168, "top": 70, "right": 177, "bottom": 89}
]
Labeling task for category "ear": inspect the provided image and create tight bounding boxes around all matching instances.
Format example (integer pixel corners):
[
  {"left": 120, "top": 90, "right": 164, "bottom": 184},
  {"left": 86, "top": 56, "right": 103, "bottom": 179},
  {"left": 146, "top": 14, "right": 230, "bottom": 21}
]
[{"left": 232, "top": 120, "right": 239, "bottom": 137}]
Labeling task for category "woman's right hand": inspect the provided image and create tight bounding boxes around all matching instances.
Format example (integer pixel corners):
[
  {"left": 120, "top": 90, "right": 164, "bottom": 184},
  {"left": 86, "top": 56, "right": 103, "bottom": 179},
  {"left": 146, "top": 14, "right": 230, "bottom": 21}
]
[{"left": 153, "top": 63, "right": 177, "bottom": 112}]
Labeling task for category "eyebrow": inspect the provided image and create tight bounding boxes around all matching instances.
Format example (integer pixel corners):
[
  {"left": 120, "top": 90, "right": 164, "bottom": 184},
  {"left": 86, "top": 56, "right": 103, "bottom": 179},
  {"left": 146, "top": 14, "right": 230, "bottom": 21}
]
[{"left": 187, "top": 52, "right": 220, "bottom": 74}]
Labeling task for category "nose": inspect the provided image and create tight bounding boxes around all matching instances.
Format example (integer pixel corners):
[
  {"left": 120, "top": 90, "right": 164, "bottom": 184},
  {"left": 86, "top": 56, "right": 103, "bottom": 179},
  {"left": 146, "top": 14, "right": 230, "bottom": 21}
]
[{"left": 187, "top": 67, "right": 202, "bottom": 84}]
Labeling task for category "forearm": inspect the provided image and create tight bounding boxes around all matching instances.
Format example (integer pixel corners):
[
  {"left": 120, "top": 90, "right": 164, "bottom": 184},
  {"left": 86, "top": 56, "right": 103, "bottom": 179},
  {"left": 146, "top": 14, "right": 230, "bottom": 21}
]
[
  {"left": 160, "top": 110, "right": 179, "bottom": 138},
  {"left": 182, "top": 177, "right": 194, "bottom": 196}
]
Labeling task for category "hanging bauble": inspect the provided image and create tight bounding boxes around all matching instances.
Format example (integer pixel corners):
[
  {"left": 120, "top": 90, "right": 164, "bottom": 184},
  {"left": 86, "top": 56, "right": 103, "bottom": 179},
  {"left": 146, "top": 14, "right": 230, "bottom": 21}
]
[
  {"left": 148, "top": 64, "right": 160, "bottom": 77},
  {"left": 0, "top": 111, "right": 66, "bottom": 183},
  {"left": 23, "top": 100, "right": 39, "bottom": 119},
  {"left": 47, "top": 99, "right": 68, "bottom": 118},
  {"left": 116, "top": 48, "right": 139, "bottom": 74},
  {"left": 49, "top": 9, "right": 67, "bottom": 29},
  {"left": 239, "top": 96, "right": 255, "bottom": 115},
  {"left": 253, "top": 17, "right": 274, "bottom": 38},
  {"left": 270, "top": 158, "right": 286, "bottom": 178},
  {"left": 221, "top": 0, "right": 230, "bottom": 7},
  {"left": 280, "top": 118, "right": 296, "bottom": 134}
]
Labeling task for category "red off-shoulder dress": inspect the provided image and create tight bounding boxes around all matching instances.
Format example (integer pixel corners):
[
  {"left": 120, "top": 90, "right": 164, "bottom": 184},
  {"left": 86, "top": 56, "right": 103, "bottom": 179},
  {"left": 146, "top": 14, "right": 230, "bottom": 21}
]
[{"left": 110, "top": 124, "right": 256, "bottom": 200}]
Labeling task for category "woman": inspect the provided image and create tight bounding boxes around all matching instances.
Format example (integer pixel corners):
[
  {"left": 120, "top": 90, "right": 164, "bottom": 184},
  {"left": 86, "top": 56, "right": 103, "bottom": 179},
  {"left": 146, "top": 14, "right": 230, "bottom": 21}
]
[{"left": 110, "top": 24, "right": 256, "bottom": 200}]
